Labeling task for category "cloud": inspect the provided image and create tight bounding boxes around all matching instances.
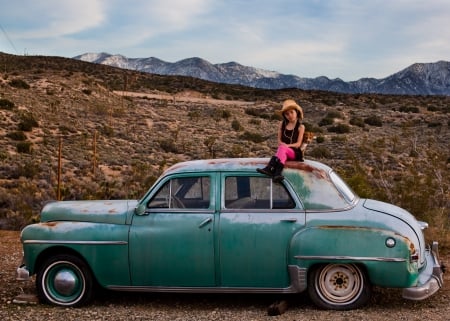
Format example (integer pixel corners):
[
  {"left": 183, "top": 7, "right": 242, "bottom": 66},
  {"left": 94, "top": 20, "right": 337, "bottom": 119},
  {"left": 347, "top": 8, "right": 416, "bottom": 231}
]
[
  {"left": 3, "top": 0, "right": 105, "bottom": 39},
  {"left": 1, "top": 0, "right": 448, "bottom": 80}
]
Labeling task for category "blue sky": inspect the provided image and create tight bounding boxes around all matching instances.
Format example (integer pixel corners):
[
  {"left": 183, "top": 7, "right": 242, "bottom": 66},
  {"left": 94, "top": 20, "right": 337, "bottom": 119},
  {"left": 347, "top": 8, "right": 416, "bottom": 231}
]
[{"left": 0, "top": 0, "right": 449, "bottom": 81}]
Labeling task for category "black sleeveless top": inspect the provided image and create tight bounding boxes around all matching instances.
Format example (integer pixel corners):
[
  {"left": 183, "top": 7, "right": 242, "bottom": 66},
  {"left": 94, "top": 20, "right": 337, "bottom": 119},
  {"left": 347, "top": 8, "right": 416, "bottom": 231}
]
[{"left": 281, "top": 120, "right": 303, "bottom": 160}]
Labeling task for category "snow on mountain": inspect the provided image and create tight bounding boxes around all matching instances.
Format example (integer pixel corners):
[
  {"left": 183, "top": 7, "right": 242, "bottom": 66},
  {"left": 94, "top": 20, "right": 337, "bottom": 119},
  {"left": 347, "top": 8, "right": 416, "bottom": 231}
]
[{"left": 74, "top": 53, "right": 450, "bottom": 96}]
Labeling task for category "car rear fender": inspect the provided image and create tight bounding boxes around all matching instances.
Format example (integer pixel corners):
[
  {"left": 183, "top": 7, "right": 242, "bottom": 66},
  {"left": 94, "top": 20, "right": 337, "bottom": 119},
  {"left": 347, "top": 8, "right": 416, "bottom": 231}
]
[{"left": 288, "top": 225, "right": 419, "bottom": 287}]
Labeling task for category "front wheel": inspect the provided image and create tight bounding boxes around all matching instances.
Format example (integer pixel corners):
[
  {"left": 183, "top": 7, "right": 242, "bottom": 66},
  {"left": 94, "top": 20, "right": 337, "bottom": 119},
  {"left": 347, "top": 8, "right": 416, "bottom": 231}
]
[
  {"left": 36, "top": 254, "right": 94, "bottom": 307},
  {"left": 307, "top": 263, "right": 371, "bottom": 310}
]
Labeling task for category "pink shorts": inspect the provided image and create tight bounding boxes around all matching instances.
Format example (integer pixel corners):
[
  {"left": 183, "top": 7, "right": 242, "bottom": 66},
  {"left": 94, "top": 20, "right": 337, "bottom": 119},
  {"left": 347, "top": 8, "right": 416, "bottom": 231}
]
[{"left": 275, "top": 145, "right": 296, "bottom": 164}]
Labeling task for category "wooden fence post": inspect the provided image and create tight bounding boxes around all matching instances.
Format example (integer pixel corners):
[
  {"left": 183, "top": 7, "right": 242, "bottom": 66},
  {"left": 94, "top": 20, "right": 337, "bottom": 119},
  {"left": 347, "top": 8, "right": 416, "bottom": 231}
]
[
  {"left": 92, "top": 130, "right": 97, "bottom": 175},
  {"left": 57, "top": 137, "right": 62, "bottom": 200}
]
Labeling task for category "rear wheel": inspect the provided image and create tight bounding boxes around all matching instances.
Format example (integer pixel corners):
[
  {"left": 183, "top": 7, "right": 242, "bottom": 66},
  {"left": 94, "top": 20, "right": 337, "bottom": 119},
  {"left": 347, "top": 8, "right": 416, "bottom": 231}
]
[
  {"left": 307, "top": 263, "right": 371, "bottom": 310},
  {"left": 36, "top": 254, "right": 94, "bottom": 307}
]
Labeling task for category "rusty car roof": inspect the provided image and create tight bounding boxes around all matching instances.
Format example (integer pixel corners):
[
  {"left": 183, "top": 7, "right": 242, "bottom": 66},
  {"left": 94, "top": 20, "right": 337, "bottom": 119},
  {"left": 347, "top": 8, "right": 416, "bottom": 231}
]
[{"left": 163, "top": 158, "right": 332, "bottom": 175}]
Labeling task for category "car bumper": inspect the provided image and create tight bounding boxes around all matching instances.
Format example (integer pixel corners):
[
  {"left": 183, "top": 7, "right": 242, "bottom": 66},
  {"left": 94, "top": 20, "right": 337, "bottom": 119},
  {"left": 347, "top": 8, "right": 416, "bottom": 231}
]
[
  {"left": 16, "top": 264, "right": 30, "bottom": 281},
  {"left": 402, "top": 242, "right": 444, "bottom": 300}
]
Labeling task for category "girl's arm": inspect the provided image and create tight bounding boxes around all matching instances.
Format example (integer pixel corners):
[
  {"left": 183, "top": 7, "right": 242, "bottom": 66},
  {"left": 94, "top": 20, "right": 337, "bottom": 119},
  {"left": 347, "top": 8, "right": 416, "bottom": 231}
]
[
  {"left": 286, "top": 124, "right": 305, "bottom": 148},
  {"left": 277, "top": 122, "right": 284, "bottom": 145}
]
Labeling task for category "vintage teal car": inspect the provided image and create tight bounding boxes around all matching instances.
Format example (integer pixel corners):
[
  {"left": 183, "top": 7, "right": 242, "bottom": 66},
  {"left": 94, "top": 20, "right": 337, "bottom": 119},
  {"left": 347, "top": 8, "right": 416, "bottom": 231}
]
[{"left": 17, "top": 158, "right": 444, "bottom": 310}]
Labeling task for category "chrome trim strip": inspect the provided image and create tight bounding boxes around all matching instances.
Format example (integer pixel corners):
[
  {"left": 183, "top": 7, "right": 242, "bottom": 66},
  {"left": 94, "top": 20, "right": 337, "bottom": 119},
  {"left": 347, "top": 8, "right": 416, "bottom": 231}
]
[
  {"left": 107, "top": 285, "right": 298, "bottom": 294},
  {"left": 295, "top": 255, "right": 406, "bottom": 262},
  {"left": 23, "top": 240, "right": 128, "bottom": 245}
]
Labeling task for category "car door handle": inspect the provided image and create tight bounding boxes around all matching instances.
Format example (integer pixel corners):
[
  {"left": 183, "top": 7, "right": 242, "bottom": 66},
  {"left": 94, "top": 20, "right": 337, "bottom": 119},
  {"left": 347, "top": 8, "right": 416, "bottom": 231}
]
[
  {"left": 281, "top": 218, "right": 297, "bottom": 222},
  {"left": 198, "top": 217, "right": 213, "bottom": 228}
]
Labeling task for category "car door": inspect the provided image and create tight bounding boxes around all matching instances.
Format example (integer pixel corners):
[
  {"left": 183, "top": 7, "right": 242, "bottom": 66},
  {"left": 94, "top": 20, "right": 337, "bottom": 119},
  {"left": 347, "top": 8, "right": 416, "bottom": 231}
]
[
  {"left": 129, "top": 175, "right": 216, "bottom": 287},
  {"left": 219, "top": 174, "right": 305, "bottom": 288}
]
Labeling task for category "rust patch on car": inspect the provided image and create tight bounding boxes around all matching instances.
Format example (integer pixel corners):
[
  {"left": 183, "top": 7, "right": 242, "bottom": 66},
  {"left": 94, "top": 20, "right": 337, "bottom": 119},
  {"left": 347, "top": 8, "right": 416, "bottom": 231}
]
[
  {"left": 41, "top": 222, "right": 59, "bottom": 227},
  {"left": 285, "top": 161, "right": 328, "bottom": 179},
  {"left": 317, "top": 225, "right": 415, "bottom": 250}
]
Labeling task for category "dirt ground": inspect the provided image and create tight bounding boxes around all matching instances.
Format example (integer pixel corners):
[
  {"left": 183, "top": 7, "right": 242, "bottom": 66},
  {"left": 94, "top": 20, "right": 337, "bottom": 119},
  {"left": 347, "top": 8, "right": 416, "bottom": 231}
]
[{"left": 1, "top": 230, "right": 449, "bottom": 321}]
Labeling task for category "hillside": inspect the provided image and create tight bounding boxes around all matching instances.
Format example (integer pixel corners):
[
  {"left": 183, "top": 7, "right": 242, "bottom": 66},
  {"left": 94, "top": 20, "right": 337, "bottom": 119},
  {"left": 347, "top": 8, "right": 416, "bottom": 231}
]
[
  {"left": 0, "top": 52, "right": 449, "bottom": 245},
  {"left": 76, "top": 53, "right": 450, "bottom": 95}
]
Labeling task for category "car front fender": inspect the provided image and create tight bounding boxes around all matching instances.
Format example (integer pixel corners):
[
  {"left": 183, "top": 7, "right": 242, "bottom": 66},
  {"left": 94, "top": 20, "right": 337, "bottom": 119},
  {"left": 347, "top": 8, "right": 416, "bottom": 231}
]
[{"left": 20, "top": 221, "right": 131, "bottom": 286}]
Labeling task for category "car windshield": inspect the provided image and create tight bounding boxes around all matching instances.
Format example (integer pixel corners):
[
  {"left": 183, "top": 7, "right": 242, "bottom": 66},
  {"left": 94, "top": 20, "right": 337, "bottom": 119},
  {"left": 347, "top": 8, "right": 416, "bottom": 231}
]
[{"left": 284, "top": 168, "right": 353, "bottom": 210}]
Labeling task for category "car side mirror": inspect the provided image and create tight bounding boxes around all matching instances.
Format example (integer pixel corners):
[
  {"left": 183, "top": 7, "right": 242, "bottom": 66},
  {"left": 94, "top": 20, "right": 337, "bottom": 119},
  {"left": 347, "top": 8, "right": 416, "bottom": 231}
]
[{"left": 135, "top": 203, "right": 147, "bottom": 216}]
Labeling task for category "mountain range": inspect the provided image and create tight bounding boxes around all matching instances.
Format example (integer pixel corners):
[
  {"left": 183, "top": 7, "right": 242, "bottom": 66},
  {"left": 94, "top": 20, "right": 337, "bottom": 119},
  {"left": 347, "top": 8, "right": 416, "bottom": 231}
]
[{"left": 75, "top": 53, "right": 450, "bottom": 96}]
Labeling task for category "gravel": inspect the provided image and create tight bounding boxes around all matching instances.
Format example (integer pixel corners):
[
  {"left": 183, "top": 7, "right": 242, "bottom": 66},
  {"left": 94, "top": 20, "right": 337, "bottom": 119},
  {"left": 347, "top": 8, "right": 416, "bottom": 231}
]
[{"left": 1, "top": 230, "right": 449, "bottom": 321}]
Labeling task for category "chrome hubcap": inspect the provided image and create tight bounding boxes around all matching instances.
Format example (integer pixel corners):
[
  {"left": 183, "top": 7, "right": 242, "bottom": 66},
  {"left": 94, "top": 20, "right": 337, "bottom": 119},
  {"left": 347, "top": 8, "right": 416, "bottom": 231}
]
[{"left": 53, "top": 269, "right": 78, "bottom": 296}]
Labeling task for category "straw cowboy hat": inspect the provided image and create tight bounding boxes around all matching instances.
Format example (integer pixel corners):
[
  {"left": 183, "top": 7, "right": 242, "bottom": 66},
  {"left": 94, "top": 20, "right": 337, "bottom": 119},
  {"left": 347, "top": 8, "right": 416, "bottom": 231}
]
[{"left": 280, "top": 99, "right": 303, "bottom": 120}]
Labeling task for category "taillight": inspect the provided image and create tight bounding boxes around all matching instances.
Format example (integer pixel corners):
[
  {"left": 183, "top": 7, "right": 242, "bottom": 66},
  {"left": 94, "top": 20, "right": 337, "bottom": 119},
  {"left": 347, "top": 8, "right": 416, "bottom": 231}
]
[{"left": 410, "top": 250, "right": 419, "bottom": 262}]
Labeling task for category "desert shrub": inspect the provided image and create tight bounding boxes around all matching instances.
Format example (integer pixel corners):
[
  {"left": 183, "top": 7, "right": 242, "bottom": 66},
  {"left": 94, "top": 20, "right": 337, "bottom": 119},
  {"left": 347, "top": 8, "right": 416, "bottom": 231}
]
[
  {"left": 159, "top": 139, "right": 178, "bottom": 153},
  {"left": 328, "top": 123, "right": 350, "bottom": 133},
  {"left": 58, "top": 125, "right": 78, "bottom": 135},
  {"left": 244, "top": 107, "right": 275, "bottom": 120},
  {"left": 340, "top": 169, "right": 375, "bottom": 199},
  {"left": 331, "top": 135, "right": 348, "bottom": 142},
  {"left": 364, "top": 115, "right": 383, "bottom": 127},
  {"left": 316, "top": 136, "right": 325, "bottom": 143},
  {"left": 239, "top": 131, "right": 265, "bottom": 143},
  {"left": 9, "top": 78, "right": 30, "bottom": 89},
  {"left": 321, "top": 97, "right": 337, "bottom": 106},
  {"left": 271, "top": 112, "right": 283, "bottom": 121},
  {"left": 100, "top": 125, "right": 114, "bottom": 137},
  {"left": 309, "top": 146, "right": 332, "bottom": 159},
  {"left": 6, "top": 131, "right": 27, "bottom": 141},
  {"left": 0, "top": 98, "right": 15, "bottom": 110},
  {"left": 203, "top": 136, "right": 217, "bottom": 158},
  {"left": 15, "top": 160, "right": 40, "bottom": 179},
  {"left": 228, "top": 144, "right": 245, "bottom": 158},
  {"left": 0, "top": 181, "right": 40, "bottom": 229},
  {"left": 399, "top": 106, "right": 420, "bottom": 113},
  {"left": 188, "top": 110, "right": 201, "bottom": 120},
  {"left": 326, "top": 110, "right": 344, "bottom": 119},
  {"left": 303, "top": 122, "right": 322, "bottom": 133},
  {"left": 91, "top": 103, "right": 109, "bottom": 116},
  {"left": 249, "top": 118, "right": 261, "bottom": 125},
  {"left": 220, "top": 109, "right": 231, "bottom": 119},
  {"left": 18, "top": 113, "right": 39, "bottom": 131},
  {"left": 231, "top": 119, "right": 242, "bottom": 131},
  {"left": 244, "top": 108, "right": 259, "bottom": 117},
  {"left": 211, "top": 109, "right": 231, "bottom": 122},
  {"left": 16, "top": 141, "right": 32, "bottom": 154},
  {"left": 427, "top": 121, "right": 442, "bottom": 128},
  {"left": 319, "top": 117, "right": 334, "bottom": 126},
  {"left": 350, "top": 116, "right": 365, "bottom": 128}
]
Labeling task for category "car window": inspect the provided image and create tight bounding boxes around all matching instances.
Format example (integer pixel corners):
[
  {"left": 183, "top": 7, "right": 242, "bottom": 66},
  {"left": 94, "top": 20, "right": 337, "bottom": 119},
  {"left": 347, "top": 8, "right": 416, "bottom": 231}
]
[
  {"left": 224, "top": 176, "right": 295, "bottom": 209},
  {"left": 285, "top": 169, "right": 350, "bottom": 210},
  {"left": 330, "top": 171, "right": 356, "bottom": 203},
  {"left": 148, "top": 176, "right": 211, "bottom": 209}
]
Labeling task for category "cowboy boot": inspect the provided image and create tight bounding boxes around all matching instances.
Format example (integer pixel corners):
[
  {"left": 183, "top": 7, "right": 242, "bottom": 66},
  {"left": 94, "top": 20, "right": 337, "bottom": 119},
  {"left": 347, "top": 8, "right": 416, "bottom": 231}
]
[
  {"left": 256, "top": 156, "right": 278, "bottom": 176},
  {"left": 272, "top": 158, "right": 284, "bottom": 183}
]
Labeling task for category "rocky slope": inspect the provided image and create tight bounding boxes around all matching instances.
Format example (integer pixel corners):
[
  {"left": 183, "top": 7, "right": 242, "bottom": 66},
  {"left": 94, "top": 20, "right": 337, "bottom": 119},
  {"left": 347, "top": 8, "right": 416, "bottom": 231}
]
[{"left": 0, "top": 53, "right": 448, "bottom": 244}]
